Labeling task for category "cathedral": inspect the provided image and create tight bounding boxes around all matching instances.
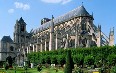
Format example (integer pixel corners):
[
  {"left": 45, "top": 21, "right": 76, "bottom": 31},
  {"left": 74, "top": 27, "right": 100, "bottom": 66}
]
[{"left": 13, "top": 5, "right": 114, "bottom": 66}]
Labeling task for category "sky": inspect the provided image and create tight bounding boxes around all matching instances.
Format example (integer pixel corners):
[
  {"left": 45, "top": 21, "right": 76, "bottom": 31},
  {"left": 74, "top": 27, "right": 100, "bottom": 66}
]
[{"left": 0, "top": 0, "right": 116, "bottom": 43}]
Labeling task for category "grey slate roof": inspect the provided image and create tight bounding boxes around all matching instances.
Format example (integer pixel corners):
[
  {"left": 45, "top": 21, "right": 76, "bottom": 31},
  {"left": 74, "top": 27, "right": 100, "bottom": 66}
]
[
  {"left": 32, "top": 5, "right": 91, "bottom": 34},
  {"left": 1, "top": 36, "right": 13, "bottom": 43},
  {"left": 18, "top": 17, "right": 26, "bottom": 25}
]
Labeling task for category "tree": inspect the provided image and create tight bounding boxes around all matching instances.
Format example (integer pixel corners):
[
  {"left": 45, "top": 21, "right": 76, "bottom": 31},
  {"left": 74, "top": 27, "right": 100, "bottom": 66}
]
[
  {"left": 73, "top": 54, "right": 83, "bottom": 66},
  {"left": 6, "top": 56, "right": 13, "bottom": 67},
  {"left": 84, "top": 55, "right": 94, "bottom": 66},
  {"left": 45, "top": 55, "right": 51, "bottom": 64},
  {"left": 64, "top": 50, "right": 73, "bottom": 73},
  {"left": 107, "top": 54, "right": 116, "bottom": 67},
  {"left": 51, "top": 56, "right": 58, "bottom": 65},
  {"left": 111, "top": 66, "right": 116, "bottom": 73},
  {"left": 57, "top": 55, "right": 66, "bottom": 67}
]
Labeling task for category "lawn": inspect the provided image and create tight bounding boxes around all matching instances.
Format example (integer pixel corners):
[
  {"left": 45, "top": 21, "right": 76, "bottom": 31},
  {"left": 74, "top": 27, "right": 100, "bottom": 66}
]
[{"left": 0, "top": 67, "right": 64, "bottom": 73}]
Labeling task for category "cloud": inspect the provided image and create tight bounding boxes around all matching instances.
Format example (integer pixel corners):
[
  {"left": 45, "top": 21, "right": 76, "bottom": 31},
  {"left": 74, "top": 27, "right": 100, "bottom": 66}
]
[
  {"left": 41, "top": 0, "right": 72, "bottom": 4},
  {"left": 62, "top": 0, "right": 72, "bottom": 4},
  {"left": 8, "top": 9, "right": 14, "bottom": 13},
  {"left": 14, "top": 2, "right": 30, "bottom": 10}
]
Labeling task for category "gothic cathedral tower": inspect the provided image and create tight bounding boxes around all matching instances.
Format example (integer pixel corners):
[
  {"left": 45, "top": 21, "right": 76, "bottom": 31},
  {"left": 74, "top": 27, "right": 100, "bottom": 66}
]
[{"left": 14, "top": 17, "right": 27, "bottom": 57}]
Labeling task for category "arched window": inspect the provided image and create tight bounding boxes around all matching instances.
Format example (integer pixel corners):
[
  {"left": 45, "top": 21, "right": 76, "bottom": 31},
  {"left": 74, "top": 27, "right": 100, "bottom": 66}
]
[
  {"left": 21, "top": 25, "right": 25, "bottom": 31},
  {"left": 81, "top": 20, "right": 86, "bottom": 30},
  {"left": 10, "top": 46, "right": 14, "bottom": 51},
  {"left": 82, "top": 38, "right": 87, "bottom": 47}
]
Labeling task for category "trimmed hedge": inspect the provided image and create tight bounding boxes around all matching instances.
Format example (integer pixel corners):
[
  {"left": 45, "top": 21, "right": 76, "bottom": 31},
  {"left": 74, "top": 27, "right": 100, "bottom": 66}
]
[{"left": 27, "top": 46, "right": 116, "bottom": 67}]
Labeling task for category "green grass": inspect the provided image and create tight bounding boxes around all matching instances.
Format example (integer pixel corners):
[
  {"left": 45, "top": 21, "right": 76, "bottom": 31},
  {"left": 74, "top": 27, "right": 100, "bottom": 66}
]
[{"left": 0, "top": 67, "right": 64, "bottom": 73}]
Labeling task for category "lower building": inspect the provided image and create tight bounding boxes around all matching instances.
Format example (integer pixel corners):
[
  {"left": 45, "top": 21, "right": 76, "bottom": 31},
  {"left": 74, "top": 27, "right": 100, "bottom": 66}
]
[{"left": 0, "top": 36, "right": 15, "bottom": 61}]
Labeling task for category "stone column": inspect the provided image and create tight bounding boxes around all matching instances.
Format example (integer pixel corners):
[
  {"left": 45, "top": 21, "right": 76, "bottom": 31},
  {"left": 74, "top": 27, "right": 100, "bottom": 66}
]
[
  {"left": 65, "top": 34, "right": 69, "bottom": 49},
  {"left": 86, "top": 40, "right": 90, "bottom": 47},
  {"left": 45, "top": 39, "right": 47, "bottom": 51},
  {"left": 29, "top": 46, "right": 30, "bottom": 53},
  {"left": 75, "top": 33, "right": 79, "bottom": 48},
  {"left": 49, "top": 32, "right": 54, "bottom": 51},
  {"left": 33, "top": 45, "right": 35, "bottom": 52},
  {"left": 27, "top": 47, "right": 29, "bottom": 53},
  {"left": 75, "top": 24, "right": 79, "bottom": 48},
  {"left": 49, "top": 15, "right": 54, "bottom": 51},
  {"left": 55, "top": 33, "right": 58, "bottom": 50},
  {"left": 40, "top": 38, "right": 43, "bottom": 52},
  {"left": 36, "top": 45, "right": 38, "bottom": 52}
]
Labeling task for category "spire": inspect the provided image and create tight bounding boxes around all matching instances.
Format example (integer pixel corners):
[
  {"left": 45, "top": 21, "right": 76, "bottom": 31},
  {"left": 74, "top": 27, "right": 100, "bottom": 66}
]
[
  {"left": 19, "top": 17, "right": 24, "bottom": 23},
  {"left": 110, "top": 27, "right": 114, "bottom": 35},
  {"left": 92, "top": 12, "right": 93, "bottom": 17},
  {"left": 52, "top": 15, "right": 54, "bottom": 20},
  {"left": 98, "top": 24, "right": 101, "bottom": 31},
  {"left": 82, "top": 2, "right": 83, "bottom": 6},
  {"left": 18, "top": 17, "right": 26, "bottom": 25},
  {"left": 51, "top": 15, "right": 54, "bottom": 33},
  {"left": 113, "top": 27, "right": 114, "bottom": 33},
  {"left": 16, "top": 19, "right": 19, "bottom": 24},
  {"left": 99, "top": 25, "right": 101, "bottom": 30}
]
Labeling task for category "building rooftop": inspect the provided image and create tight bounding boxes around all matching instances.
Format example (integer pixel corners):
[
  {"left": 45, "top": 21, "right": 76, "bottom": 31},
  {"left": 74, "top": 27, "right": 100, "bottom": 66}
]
[
  {"left": 1, "top": 36, "right": 13, "bottom": 43},
  {"left": 32, "top": 5, "right": 92, "bottom": 34}
]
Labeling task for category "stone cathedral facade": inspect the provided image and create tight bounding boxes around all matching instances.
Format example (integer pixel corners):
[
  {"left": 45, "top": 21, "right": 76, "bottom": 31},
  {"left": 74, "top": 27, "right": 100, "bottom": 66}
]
[{"left": 13, "top": 5, "right": 114, "bottom": 66}]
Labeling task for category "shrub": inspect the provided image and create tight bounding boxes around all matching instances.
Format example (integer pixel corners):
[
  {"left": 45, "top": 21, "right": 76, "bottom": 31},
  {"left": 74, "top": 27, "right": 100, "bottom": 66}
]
[
  {"left": 84, "top": 55, "right": 94, "bottom": 66},
  {"left": 27, "top": 46, "right": 116, "bottom": 68},
  {"left": 73, "top": 54, "right": 83, "bottom": 66},
  {"left": 57, "top": 55, "right": 66, "bottom": 67},
  {"left": 45, "top": 55, "right": 51, "bottom": 64},
  {"left": 64, "top": 50, "right": 73, "bottom": 73},
  {"left": 94, "top": 54, "right": 102, "bottom": 67},
  {"left": 107, "top": 54, "right": 116, "bottom": 66},
  {"left": 111, "top": 66, "right": 116, "bottom": 73},
  {"left": 51, "top": 56, "right": 58, "bottom": 65}
]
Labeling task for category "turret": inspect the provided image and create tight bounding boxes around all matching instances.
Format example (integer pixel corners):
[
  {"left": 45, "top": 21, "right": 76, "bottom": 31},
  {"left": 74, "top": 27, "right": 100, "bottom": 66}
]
[
  {"left": 109, "top": 27, "right": 114, "bottom": 46},
  {"left": 97, "top": 25, "right": 101, "bottom": 47}
]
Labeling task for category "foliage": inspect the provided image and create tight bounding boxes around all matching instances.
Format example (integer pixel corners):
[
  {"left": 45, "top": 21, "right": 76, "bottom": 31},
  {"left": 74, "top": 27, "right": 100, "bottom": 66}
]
[
  {"left": 74, "top": 67, "right": 83, "bottom": 73},
  {"left": 27, "top": 46, "right": 116, "bottom": 68},
  {"left": 4, "top": 62, "right": 9, "bottom": 70},
  {"left": 107, "top": 54, "right": 116, "bottom": 66},
  {"left": 45, "top": 55, "right": 51, "bottom": 64},
  {"left": 51, "top": 56, "right": 58, "bottom": 65},
  {"left": 111, "top": 66, "right": 116, "bottom": 73},
  {"left": 94, "top": 54, "right": 102, "bottom": 67},
  {"left": 84, "top": 55, "right": 94, "bottom": 66},
  {"left": 73, "top": 54, "right": 83, "bottom": 66},
  {"left": 64, "top": 50, "right": 73, "bottom": 73},
  {"left": 6, "top": 56, "right": 13, "bottom": 67},
  {"left": 57, "top": 55, "right": 66, "bottom": 66}
]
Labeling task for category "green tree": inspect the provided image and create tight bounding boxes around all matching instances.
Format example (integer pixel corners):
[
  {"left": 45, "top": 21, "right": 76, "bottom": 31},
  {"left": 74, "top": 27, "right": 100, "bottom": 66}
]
[
  {"left": 64, "top": 50, "right": 73, "bottom": 73},
  {"left": 107, "top": 54, "right": 116, "bottom": 66},
  {"left": 111, "top": 66, "right": 116, "bottom": 73},
  {"left": 51, "top": 56, "right": 58, "bottom": 65},
  {"left": 84, "top": 55, "right": 94, "bottom": 66},
  {"left": 6, "top": 56, "right": 13, "bottom": 67},
  {"left": 57, "top": 55, "right": 66, "bottom": 67},
  {"left": 73, "top": 54, "right": 83, "bottom": 66},
  {"left": 45, "top": 55, "right": 51, "bottom": 64}
]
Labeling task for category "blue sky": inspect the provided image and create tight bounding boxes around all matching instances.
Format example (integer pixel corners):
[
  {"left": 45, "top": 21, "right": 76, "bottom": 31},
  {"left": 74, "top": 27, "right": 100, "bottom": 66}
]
[{"left": 0, "top": 0, "right": 116, "bottom": 43}]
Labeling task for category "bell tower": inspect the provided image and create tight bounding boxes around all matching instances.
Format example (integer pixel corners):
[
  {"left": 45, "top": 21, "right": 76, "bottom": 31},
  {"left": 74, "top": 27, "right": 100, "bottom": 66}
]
[
  {"left": 14, "top": 17, "right": 27, "bottom": 66},
  {"left": 14, "top": 17, "right": 26, "bottom": 49}
]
